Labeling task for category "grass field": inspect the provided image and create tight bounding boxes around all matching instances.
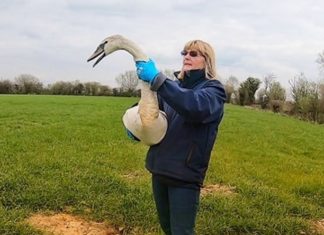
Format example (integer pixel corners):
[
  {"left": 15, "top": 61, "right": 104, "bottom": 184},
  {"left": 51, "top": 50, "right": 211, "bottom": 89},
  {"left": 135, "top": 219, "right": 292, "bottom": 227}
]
[{"left": 0, "top": 95, "right": 323, "bottom": 234}]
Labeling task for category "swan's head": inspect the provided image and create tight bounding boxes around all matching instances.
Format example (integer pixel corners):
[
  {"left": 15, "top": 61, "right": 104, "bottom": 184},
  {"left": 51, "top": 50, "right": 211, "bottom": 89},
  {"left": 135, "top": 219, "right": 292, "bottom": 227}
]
[{"left": 87, "top": 34, "right": 128, "bottom": 67}]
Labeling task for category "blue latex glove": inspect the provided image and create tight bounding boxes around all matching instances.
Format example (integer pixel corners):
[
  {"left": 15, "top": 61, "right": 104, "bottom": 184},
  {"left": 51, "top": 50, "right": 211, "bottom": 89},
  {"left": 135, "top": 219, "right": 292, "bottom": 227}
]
[
  {"left": 136, "top": 59, "right": 159, "bottom": 84},
  {"left": 126, "top": 129, "right": 135, "bottom": 140},
  {"left": 126, "top": 129, "right": 139, "bottom": 141}
]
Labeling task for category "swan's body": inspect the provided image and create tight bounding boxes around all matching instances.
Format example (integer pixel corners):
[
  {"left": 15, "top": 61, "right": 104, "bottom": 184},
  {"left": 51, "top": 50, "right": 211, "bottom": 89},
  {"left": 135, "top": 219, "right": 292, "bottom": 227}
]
[{"left": 87, "top": 35, "right": 167, "bottom": 145}]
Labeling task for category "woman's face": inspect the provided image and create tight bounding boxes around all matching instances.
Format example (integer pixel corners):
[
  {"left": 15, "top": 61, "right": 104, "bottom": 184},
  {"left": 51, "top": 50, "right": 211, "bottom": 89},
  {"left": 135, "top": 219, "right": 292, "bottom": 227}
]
[{"left": 181, "top": 49, "right": 205, "bottom": 72}]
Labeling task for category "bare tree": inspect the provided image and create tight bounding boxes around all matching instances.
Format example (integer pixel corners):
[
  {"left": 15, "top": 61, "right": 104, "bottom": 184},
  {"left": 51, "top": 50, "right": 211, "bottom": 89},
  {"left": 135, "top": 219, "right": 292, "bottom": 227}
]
[
  {"left": 115, "top": 70, "right": 139, "bottom": 95},
  {"left": 316, "top": 51, "right": 324, "bottom": 73},
  {"left": 224, "top": 76, "right": 239, "bottom": 103},
  {"left": 263, "top": 73, "right": 276, "bottom": 95}
]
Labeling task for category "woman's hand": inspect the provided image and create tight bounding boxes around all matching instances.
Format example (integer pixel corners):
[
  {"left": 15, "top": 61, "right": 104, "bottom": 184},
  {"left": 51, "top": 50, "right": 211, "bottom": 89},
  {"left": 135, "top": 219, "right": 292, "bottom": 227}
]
[{"left": 136, "top": 59, "right": 159, "bottom": 84}]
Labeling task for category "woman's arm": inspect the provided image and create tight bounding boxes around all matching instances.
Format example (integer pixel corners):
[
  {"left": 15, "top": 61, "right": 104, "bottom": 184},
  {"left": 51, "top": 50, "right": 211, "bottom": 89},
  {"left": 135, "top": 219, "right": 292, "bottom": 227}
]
[{"left": 152, "top": 73, "right": 226, "bottom": 123}]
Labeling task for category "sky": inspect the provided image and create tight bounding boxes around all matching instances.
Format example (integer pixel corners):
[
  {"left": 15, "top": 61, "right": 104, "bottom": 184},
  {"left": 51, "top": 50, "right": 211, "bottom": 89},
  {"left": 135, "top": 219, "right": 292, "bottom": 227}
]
[{"left": 1, "top": 0, "right": 324, "bottom": 89}]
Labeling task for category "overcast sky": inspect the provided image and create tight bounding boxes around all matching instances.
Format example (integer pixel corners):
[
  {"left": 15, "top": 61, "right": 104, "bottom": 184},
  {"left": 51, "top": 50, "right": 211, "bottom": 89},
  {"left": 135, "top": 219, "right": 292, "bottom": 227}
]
[{"left": 1, "top": 0, "right": 324, "bottom": 88}]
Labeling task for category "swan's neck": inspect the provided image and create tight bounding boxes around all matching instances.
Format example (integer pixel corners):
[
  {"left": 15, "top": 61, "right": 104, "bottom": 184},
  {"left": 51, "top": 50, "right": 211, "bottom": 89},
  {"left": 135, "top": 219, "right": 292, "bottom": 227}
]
[
  {"left": 118, "top": 38, "right": 159, "bottom": 125},
  {"left": 138, "top": 81, "right": 159, "bottom": 124},
  {"left": 120, "top": 39, "right": 149, "bottom": 62}
]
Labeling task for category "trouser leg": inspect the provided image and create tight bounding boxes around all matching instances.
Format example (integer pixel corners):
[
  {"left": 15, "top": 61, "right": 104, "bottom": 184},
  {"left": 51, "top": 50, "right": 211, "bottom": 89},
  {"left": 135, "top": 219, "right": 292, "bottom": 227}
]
[
  {"left": 152, "top": 177, "right": 172, "bottom": 235},
  {"left": 168, "top": 186, "right": 200, "bottom": 235}
]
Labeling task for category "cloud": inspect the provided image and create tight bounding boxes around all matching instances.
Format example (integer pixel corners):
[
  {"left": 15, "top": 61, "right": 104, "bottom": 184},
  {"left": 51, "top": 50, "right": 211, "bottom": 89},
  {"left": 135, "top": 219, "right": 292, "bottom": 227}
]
[{"left": 0, "top": 0, "right": 323, "bottom": 88}]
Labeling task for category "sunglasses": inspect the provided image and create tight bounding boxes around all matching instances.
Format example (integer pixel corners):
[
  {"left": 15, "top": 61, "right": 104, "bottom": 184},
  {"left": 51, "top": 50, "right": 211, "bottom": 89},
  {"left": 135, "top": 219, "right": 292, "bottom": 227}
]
[{"left": 180, "top": 50, "right": 200, "bottom": 57}]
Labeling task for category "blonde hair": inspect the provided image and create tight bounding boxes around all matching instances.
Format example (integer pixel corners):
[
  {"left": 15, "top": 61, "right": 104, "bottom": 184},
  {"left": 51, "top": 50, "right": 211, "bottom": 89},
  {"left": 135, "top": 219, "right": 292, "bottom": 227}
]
[{"left": 178, "top": 40, "right": 216, "bottom": 80}]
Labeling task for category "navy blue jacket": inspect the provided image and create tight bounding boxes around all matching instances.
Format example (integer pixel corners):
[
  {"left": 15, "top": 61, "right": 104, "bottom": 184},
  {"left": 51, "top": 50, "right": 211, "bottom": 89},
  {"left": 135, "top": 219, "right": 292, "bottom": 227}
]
[{"left": 146, "top": 69, "right": 226, "bottom": 185}]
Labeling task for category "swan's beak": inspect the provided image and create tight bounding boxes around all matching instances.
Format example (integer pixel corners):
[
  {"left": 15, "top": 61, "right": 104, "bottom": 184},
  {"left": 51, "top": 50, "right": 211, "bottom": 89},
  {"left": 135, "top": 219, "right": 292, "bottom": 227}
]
[{"left": 87, "top": 42, "right": 107, "bottom": 67}]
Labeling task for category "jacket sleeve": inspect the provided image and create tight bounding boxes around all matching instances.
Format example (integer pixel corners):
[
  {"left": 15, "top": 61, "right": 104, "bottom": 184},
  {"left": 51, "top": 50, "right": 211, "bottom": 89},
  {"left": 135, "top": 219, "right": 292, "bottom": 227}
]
[
  {"left": 151, "top": 73, "right": 226, "bottom": 123},
  {"left": 157, "top": 93, "right": 164, "bottom": 111}
]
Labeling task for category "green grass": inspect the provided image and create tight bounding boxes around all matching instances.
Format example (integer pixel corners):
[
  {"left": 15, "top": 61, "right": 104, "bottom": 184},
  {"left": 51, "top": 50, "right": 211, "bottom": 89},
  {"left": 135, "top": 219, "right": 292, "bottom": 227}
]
[{"left": 0, "top": 95, "right": 323, "bottom": 234}]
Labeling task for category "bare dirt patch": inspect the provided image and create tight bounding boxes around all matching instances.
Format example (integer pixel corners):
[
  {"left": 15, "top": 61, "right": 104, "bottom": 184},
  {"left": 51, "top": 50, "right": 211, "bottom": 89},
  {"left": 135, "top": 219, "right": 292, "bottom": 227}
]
[
  {"left": 311, "top": 219, "right": 324, "bottom": 235},
  {"left": 26, "top": 213, "right": 120, "bottom": 235},
  {"left": 201, "top": 184, "right": 236, "bottom": 197}
]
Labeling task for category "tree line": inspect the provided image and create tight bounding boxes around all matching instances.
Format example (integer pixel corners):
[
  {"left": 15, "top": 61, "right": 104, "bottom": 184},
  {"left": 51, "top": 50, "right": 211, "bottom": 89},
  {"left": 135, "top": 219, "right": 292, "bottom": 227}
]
[
  {"left": 223, "top": 51, "right": 324, "bottom": 123},
  {"left": 1, "top": 53, "right": 324, "bottom": 123},
  {"left": 0, "top": 69, "right": 175, "bottom": 97},
  {"left": 223, "top": 73, "right": 324, "bottom": 124},
  {"left": 0, "top": 73, "right": 139, "bottom": 97}
]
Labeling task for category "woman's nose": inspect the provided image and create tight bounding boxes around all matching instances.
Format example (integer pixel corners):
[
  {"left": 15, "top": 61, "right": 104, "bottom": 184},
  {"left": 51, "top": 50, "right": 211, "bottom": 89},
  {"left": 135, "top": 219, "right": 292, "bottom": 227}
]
[{"left": 184, "top": 56, "right": 191, "bottom": 61}]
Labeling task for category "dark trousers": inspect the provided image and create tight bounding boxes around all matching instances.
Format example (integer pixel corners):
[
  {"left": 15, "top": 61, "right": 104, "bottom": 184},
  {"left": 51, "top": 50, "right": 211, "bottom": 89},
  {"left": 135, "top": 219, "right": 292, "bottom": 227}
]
[{"left": 152, "top": 176, "right": 200, "bottom": 235}]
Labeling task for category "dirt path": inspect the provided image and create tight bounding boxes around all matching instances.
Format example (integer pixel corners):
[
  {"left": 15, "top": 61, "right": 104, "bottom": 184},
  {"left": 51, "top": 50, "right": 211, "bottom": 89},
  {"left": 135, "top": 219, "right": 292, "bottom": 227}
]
[{"left": 27, "top": 213, "right": 120, "bottom": 235}]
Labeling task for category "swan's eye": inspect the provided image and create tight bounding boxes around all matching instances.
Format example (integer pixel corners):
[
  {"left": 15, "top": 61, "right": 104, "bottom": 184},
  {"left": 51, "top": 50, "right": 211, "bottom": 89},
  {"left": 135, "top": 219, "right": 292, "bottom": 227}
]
[{"left": 100, "top": 41, "right": 108, "bottom": 49}]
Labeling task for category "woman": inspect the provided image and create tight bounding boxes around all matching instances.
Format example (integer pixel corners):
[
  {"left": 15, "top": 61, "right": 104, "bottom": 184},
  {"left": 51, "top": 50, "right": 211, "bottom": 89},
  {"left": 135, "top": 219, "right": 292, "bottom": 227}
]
[{"left": 135, "top": 40, "right": 226, "bottom": 235}]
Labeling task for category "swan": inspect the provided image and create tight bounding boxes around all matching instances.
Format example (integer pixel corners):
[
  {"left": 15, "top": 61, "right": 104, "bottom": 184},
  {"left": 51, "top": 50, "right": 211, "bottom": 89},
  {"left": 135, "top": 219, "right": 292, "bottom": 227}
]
[{"left": 87, "top": 35, "right": 167, "bottom": 146}]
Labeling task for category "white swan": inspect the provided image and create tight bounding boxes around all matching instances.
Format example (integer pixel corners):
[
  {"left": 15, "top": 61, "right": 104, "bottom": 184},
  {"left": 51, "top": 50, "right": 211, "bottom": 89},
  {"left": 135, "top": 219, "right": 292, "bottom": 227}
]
[{"left": 87, "top": 35, "right": 167, "bottom": 146}]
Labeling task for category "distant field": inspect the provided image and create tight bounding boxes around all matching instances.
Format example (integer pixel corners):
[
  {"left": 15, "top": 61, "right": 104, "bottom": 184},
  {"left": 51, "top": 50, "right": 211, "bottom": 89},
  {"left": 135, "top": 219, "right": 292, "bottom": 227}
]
[{"left": 0, "top": 95, "right": 323, "bottom": 234}]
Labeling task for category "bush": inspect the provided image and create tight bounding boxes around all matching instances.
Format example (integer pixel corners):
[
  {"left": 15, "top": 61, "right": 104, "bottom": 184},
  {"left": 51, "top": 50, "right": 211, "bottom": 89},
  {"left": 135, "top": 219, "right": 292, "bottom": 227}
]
[
  {"left": 269, "top": 100, "right": 283, "bottom": 113},
  {"left": 318, "top": 113, "right": 324, "bottom": 124},
  {"left": 282, "top": 101, "right": 295, "bottom": 115}
]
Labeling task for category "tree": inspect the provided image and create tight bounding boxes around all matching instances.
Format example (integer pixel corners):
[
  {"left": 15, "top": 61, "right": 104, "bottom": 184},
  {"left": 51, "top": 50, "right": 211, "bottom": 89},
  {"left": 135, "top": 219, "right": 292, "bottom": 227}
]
[
  {"left": 316, "top": 51, "right": 324, "bottom": 123},
  {"left": 263, "top": 73, "right": 276, "bottom": 95},
  {"left": 49, "top": 81, "right": 73, "bottom": 95},
  {"left": 289, "top": 73, "right": 310, "bottom": 110},
  {"left": 14, "top": 74, "right": 43, "bottom": 94},
  {"left": 224, "top": 76, "right": 239, "bottom": 103},
  {"left": 266, "top": 81, "right": 286, "bottom": 113},
  {"left": 0, "top": 79, "right": 13, "bottom": 94},
  {"left": 256, "top": 74, "right": 277, "bottom": 109},
  {"left": 308, "top": 82, "right": 320, "bottom": 122},
  {"left": 115, "top": 70, "right": 139, "bottom": 96},
  {"left": 72, "top": 80, "right": 85, "bottom": 95},
  {"left": 269, "top": 81, "right": 286, "bottom": 101},
  {"left": 316, "top": 50, "right": 324, "bottom": 73},
  {"left": 320, "top": 82, "right": 324, "bottom": 110},
  {"left": 238, "top": 77, "right": 261, "bottom": 105},
  {"left": 289, "top": 73, "right": 320, "bottom": 122},
  {"left": 98, "top": 85, "right": 112, "bottom": 96},
  {"left": 84, "top": 82, "right": 101, "bottom": 96},
  {"left": 112, "top": 88, "right": 120, "bottom": 96},
  {"left": 319, "top": 81, "right": 324, "bottom": 123},
  {"left": 256, "top": 88, "right": 268, "bottom": 109}
]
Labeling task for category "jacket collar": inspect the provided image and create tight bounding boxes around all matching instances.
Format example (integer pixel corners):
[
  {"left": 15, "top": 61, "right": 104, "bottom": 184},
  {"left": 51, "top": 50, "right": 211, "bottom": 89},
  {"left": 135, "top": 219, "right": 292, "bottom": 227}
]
[{"left": 175, "top": 69, "right": 206, "bottom": 88}]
